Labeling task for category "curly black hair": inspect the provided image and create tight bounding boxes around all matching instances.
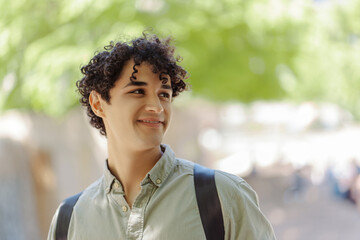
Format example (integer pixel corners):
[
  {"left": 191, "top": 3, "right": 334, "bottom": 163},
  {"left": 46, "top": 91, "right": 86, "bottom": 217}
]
[{"left": 76, "top": 33, "right": 189, "bottom": 136}]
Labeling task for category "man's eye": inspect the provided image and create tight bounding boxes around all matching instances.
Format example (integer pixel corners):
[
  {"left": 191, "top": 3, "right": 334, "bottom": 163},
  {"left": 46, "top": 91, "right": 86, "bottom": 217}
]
[
  {"left": 131, "top": 89, "right": 144, "bottom": 94},
  {"left": 160, "top": 92, "right": 171, "bottom": 98}
]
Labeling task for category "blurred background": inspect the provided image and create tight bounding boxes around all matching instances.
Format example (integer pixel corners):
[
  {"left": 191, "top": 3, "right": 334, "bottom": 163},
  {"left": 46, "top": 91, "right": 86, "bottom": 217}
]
[{"left": 1, "top": 0, "right": 360, "bottom": 239}]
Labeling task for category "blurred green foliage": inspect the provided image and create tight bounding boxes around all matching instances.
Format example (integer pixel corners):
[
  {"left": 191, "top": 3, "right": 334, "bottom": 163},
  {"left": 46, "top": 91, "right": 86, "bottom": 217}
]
[{"left": 1, "top": 0, "right": 359, "bottom": 118}]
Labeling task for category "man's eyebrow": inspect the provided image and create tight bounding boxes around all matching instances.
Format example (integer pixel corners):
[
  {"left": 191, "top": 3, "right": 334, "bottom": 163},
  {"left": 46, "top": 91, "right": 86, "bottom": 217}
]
[
  {"left": 123, "top": 81, "right": 172, "bottom": 90},
  {"left": 123, "top": 81, "right": 147, "bottom": 88}
]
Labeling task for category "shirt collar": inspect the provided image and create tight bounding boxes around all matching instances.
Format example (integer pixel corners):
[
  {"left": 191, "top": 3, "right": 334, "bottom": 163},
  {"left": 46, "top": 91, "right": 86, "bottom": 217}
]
[
  {"left": 103, "top": 144, "right": 176, "bottom": 192},
  {"left": 104, "top": 160, "right": 123, "bottom": 194},
  {"left": 142, "top": 144, "right": 176, "bottom": 187}
]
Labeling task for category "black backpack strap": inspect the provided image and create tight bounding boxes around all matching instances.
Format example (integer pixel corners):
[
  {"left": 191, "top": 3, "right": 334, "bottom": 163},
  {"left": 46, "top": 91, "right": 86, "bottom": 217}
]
[
  {"left": 55, "top": 192, "right": 82, "bottom": 240},
  {"left": 194, "top": 164, "right": 225, "bottom": 240}
]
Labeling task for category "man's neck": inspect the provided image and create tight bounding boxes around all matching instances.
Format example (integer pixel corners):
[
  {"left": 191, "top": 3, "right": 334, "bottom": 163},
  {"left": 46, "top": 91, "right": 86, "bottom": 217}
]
[{"left": 107, "top": 141, "right": 163, "bottom": 207}]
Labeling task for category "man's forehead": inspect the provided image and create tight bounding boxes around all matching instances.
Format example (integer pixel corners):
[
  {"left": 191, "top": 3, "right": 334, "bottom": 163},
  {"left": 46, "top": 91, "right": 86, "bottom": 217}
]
[
  {"left": 121, "top": 59, "right": 171, "bottom": 84},
  {"left": 118, "top": 61, "right": 171, "bottom": 89},
  {"left": 123, "top": 59, "right": 168, "bottom": 74}
]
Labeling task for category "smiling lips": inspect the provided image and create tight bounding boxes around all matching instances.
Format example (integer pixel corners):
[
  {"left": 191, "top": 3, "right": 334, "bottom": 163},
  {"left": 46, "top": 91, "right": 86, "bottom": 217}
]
[{"left": 137, "top": 119, "right": 164, "bottom": 128}]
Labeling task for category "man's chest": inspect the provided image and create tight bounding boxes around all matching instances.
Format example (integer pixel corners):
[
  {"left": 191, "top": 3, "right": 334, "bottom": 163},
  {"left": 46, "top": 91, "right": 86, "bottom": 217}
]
[{"left": 70, "top": 198, "right": 206, "bottom": 240}]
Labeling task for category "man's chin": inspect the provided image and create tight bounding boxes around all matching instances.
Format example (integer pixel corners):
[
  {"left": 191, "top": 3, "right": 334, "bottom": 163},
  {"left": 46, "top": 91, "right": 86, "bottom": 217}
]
[{"left": 137, "top": 137, "right": 163, "bottom": 150}]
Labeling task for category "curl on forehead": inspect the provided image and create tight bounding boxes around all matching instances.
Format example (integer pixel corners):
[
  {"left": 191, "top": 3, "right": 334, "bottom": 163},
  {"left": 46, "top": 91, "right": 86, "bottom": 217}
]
[{"left": 129, "top": 61, "right": 170, "bottom": 85}]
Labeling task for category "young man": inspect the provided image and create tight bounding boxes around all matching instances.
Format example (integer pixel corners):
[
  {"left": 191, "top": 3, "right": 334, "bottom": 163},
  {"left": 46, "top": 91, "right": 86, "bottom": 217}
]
[{"left": 48, "top": 33, "right": 276, "bottom": 239}]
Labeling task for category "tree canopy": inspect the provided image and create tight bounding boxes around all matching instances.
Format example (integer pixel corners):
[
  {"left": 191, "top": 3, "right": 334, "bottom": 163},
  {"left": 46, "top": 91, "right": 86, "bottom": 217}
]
[{"left": 1, "top": 0, "right": 359, "bottom": 118}]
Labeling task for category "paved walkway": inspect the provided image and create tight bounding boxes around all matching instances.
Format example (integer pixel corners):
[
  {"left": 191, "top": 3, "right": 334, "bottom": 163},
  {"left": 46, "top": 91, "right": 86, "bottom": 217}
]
[{"left": 246, "top": 172, "right": 360, "bottom": 240}]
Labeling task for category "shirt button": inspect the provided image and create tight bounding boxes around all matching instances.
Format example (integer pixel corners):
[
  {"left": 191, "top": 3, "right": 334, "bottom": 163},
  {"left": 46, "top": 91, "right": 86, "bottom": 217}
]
[
  {"left": 156, "top": 178, "right": 162, "bottom": 184},
  {"left": 113, "top": 182, "right": 120, "bottom": 189},
  {"left": 122, "top": 205, "right": 128, "bottom": 212}
]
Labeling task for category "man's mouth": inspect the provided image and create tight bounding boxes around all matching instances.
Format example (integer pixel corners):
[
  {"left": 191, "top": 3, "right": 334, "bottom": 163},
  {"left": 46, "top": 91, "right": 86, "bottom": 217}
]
[
  {"left": 137, "top": 119, "right": 164, "bottom": 127},
  {"left": 138, "top": 120, "right": 163, "bottom": 124}
]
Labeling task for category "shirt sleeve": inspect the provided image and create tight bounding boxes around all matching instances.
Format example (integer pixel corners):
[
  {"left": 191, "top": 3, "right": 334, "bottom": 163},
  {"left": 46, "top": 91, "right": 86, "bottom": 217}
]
[
  {"left": 215, "top": 171, "right": 277, "bottom": 240},
  {"left": 47, "top": 207, "right": 59, "bottom": 240}
]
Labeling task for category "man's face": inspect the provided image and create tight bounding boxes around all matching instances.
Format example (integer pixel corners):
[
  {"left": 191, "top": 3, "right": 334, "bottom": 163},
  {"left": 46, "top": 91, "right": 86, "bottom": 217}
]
[{"left": 93, "top": 60, "right": 173, "bottom": 151}]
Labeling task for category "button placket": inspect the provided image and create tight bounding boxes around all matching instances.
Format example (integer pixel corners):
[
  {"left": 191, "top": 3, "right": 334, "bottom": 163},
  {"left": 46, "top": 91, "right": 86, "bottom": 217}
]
[
  {"left": 126, "top": 183, "right": 156, "bottom": 240},
  {"left": 110, "top": 181, "right": 130, "bottom": 216},
  {"left": 122, "top": 205, "right": 128, "bottom": 212}
]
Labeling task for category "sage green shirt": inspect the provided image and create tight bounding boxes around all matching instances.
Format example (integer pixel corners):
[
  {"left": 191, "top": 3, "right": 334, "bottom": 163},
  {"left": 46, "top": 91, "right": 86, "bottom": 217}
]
[{"left": 48, "top": 144, "right": 276, "bottom": 240}]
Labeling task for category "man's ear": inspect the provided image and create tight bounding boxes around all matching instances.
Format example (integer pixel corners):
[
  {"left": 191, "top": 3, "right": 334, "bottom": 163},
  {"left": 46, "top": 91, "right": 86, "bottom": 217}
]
[{"left": 89, "top": 90, "right": 105, "bottom": 118}]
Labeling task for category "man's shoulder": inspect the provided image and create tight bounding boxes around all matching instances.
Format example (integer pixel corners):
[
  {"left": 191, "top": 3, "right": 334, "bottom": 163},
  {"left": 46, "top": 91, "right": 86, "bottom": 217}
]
[
  {"left": 173, "top": 158, "right": 258, "bottom": 203},
  {"left": 214, "top": 170, "right": 259, "bottom": 206},
  {"left": 214, "top": 171, "right": 276, "bottom": 239},
  {"left": 174, "top": 157, "right": 195, "bottom": 171},
  {"left": 215, "top": 169, "right": 247, "bottom": 186},
  {"left": 68, "top": 176, "right": 105, "bottom": 206},
  {"left": 214, "top": 170, "right": 252, "bottom": 191},
  {"left": 173, "top": 158, "right": 253, "bottom": 188}
]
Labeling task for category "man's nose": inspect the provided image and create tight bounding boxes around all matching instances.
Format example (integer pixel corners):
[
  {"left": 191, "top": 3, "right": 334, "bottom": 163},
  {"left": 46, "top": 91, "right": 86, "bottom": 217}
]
[{"left": 145, "top": 95, "right": 164, "bottom": 113}]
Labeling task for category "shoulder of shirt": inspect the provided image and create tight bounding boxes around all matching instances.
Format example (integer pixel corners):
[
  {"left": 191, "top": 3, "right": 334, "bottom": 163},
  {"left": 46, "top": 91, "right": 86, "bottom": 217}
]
[
  {"left": 174, "top": 157, "right": 195, "bottom": 172},
  {"left": 173, "top": 158, "right": 258, "bottom": 204},
  {"left": 69, "top": 176, "right": 106, "bottom": 205},
  {"left": 173, "top": 158, "right": 256, "bottom": 195},
  {"left": 213, "top": 170, "right": 261, "bottom": 222},
  {"left": 214, "top": 170, "right": 276, "bottom": 239},
  {"left": 214, "top": 169, "right": 260, "bottom": 207},
  {"left": 214, "top": 169, "right": 252, "bottom": 191}
]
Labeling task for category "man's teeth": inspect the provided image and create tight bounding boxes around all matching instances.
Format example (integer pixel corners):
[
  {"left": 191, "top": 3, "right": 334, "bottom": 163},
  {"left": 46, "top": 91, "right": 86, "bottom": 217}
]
[{"left": 141, "top": 120, "right": 161, "bottom": 123}]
